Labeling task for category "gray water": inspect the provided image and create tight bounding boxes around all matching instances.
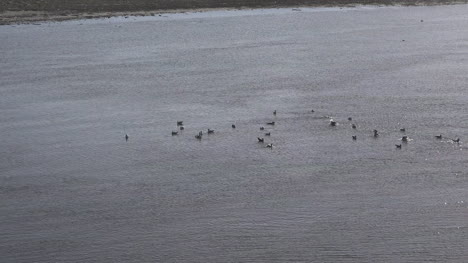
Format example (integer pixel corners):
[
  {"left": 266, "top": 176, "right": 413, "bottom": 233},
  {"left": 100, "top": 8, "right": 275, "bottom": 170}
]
[{"left": 1, "top": 5, "right": 467, "bottom": 262}]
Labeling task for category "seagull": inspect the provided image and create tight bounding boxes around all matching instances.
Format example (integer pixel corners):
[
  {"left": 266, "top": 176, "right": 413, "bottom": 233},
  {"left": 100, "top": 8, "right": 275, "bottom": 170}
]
[
  {"left": 171, "top": 131, "right": 178, "bottom": 136},
  {"left": 177, "top": 121, "right": 183, "bottom": 126},
  {"left": 267, "top": 121, "right": 275, "bottom": 125},
  {"left": 258, "top": 137, "right": 264, "bottom": 143},
  {"left": 125, "top": 134, "right": 129, "bottom": 141},
  {"left": 207, "top": 129, "right": 214, "bottom": 134}
]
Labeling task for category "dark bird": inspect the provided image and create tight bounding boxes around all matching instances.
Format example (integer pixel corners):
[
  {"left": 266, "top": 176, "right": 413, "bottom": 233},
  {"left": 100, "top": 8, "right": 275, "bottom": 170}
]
[
  {"left": 125, "top": 134, "right": 129, "bottom": 141},
  {"left": 400, "top": 128, "right": 406, "bottom": 132},
  {"left": 258, "top": 137, "right": 264, "bottom": 143},
  {"left": 232, "top": 124, "right": 236, "bottom": 129},
  {"left": 171, "top": 131, "right": 178, "bottom": 136},
  {"left": 265, "top": 132, "right": 271, "bottom": 136},
  {"left": 452, "top": 138, "right": 460, "bottom": 143},
  {"left": 267, "top": 121, "right": 275, "bottom": 125},
  {"left": 207, "top": 129, "right": 214, "bottom": 134},
  {"left": 435, "top": 134, "right": 443, "bottom": 139},
  {"left": 195, "top": 134, "right": 202, "bottom": 140},
  {"left": 402, "top": 136, "right": 408, "bottom": 142},
  {"left": 273, "top": 110, "right": 277, "bottom": 115},
  {"left": 311, "top": 110, "right": 315, "bottom": 113},
  {"left": 395, "top": 144, "right": 402, "bottom": 149},
  {"left": 260, "top": 126, "right": 265, "bottom": 131},
  {"left": 348, "top": 117, "right": 352, "bottom": 121},
  {"left": 330, "top": 119, "right": 337, "bottom": 126},
  {"left": 373, "top": 130, "right": 379, "bottom": 137},
  {"left": 179, "top": 126, "right": 184, "bottom": 130},
  {"left": 177, "top": 121, "right": 183, "bottom": 126},
  {"left": 198, "top": 131, "right": 203, "bottom": 136},
  {"left": 266, "top": 143, "right": 273, "bottom": 148},
  {"left": 352, "top": 135, "right": 357, "bottom": 140},
  {"left": 352, "top": 124, "right": 357, "bottom": 129}
]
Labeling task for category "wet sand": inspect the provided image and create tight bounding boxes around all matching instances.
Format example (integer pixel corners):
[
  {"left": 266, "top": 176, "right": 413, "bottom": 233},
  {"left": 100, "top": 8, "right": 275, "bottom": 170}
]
[{"left": 1, "top": 0, "right": 467, "bottom": 24}]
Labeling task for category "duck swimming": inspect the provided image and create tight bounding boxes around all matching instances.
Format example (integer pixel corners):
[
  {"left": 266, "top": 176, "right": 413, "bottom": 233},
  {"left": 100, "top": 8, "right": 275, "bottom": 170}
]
[
  {"left": 207, "top": 129, "right": 214, "bottom": 134},
  {"left": 373, "top": 130, "right": 379, "bottom": 137},
  {"left": 232, "top": 124, "right": 236, "bottom": 129},
  {"left": 352, "top": 124, "right": 357, "bottom": 129},
  {"left": 267, "top": 121, "right": 275, "bottom": 126},
  {"left": 402, "top": 136, "right": 408, "bottom": 142},
  {"left": 395, "top": 144, "right": 402, "bottom": 149},
  {"left": 177, "top": 121, "right": 183, "bottom": 126},
  {"left": 330, "top": 119, "right": 337, "bottom": 126},
  {"left": 171, "top": 131, "right": 178, "bottom": 136},
  {"left": 266, "top": 143, "right": 273, "bottom": 148},
  {"left": 258, "top": 137, "right": 264, "bottom": 143},
  {"left": 435, "top": 134, "right": 443, "bottom": 139},
  {"left": 265, "top": 132, "right": 271, "bottom": 136}
]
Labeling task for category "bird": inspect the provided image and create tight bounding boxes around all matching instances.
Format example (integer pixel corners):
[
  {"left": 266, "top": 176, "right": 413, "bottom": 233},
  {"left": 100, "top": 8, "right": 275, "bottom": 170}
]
[
  {"left": 265, "top": 132, "right": 271, "bottom": 136},
  {"left": 311, "top": 110, "right": 315, "bottom": 113},
  {"left": 260, "top": 126, "right": 265, "bottom": 131},
  {"left": 395, "top": 144, "right": 402, "bottom": 149},
  {"left": 273, "top": 110, "right": 277, "bottom": 115},
  {"left": 266, "top": 143, "right": 273, "bottom": 148},
  {"left": 207, "top": 129, "right": 214, "bottom": 134},
  {"left": 258, "top": 137, "right": 264, "bottom": 143},
  {"left": 400, "top": 128, "right": 406, "bottom": 132},
  {"left": 179, "top": 126, "right": 184, "bottom": 130},
  {"left": 330, "top": 119, "right": 337, "bottom": 126},
  {"left": 373, "top": 130, "right": 379, "bottom": 137},
  {"left": 435, "top": 134, "right": 443, "bottom": 139},
  {"left": 352, "top": 135, "right": 357, "bottom": 140},
  {"left": 352, "top": 124, "right": 357, "bottom": 129},
  {"left": 177, "top": 121, "right": 183, "bottom": 126},
  {"left": 267, "top": 121, "right": 275, "bottom": 125},
  {"left": 198, "top": 131, "right": 203, "bottom": 136},
  {"left": 125, "top": 134, "right": 129, "bottom": 141},
  {"left": 348, "top": 117, "right": 352, "bottom": 121},
  {"left": 195, "top": 134, "right": 202, "bottom": 140},
  {"left": 452, "top": 138, "right": 460, "bottom": 143},
  {"left": 232, "top": 124, "right": 236, "bottom": 129},
  {"left": 402, "top": 136, "right": 408, "bottom": 142},
  {"left": 171, "top": 131, "right": 178, "bottom": 136}
]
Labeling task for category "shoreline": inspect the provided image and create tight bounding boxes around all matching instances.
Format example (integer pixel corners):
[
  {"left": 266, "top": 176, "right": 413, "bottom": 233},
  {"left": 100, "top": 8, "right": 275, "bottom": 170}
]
[{"left": 1, "top": 1, "right": 467, "bottom": 25}]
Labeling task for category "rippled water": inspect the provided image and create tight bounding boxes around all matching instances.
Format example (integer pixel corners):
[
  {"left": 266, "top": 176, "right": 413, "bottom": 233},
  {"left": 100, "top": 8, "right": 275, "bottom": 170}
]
[{"left": 1, "top": 5, "right": 467, "bottom": 262}]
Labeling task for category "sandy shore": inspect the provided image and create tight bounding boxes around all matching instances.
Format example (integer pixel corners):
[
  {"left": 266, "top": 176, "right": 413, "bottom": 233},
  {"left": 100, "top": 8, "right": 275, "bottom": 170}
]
[{"left": 0, "top": 0, "right": 466, "bottom": 24}]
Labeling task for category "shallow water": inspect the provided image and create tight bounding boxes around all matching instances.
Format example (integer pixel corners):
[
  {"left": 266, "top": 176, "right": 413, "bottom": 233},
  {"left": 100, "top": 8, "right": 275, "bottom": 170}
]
[{"left": 1, "top": 5, "right": 467, "bottom": 262}]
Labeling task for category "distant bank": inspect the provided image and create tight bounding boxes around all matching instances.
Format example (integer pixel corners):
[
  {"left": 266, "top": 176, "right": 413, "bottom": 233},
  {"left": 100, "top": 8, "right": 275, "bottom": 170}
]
[{"left": 1, "top": 0, "right": 467, "bottom": 24}]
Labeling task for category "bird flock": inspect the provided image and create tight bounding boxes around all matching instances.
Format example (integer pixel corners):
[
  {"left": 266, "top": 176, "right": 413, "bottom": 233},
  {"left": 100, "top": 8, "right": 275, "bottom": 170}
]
[{"left": 124, "top": 110, "right": 462, "bottom": 149}]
